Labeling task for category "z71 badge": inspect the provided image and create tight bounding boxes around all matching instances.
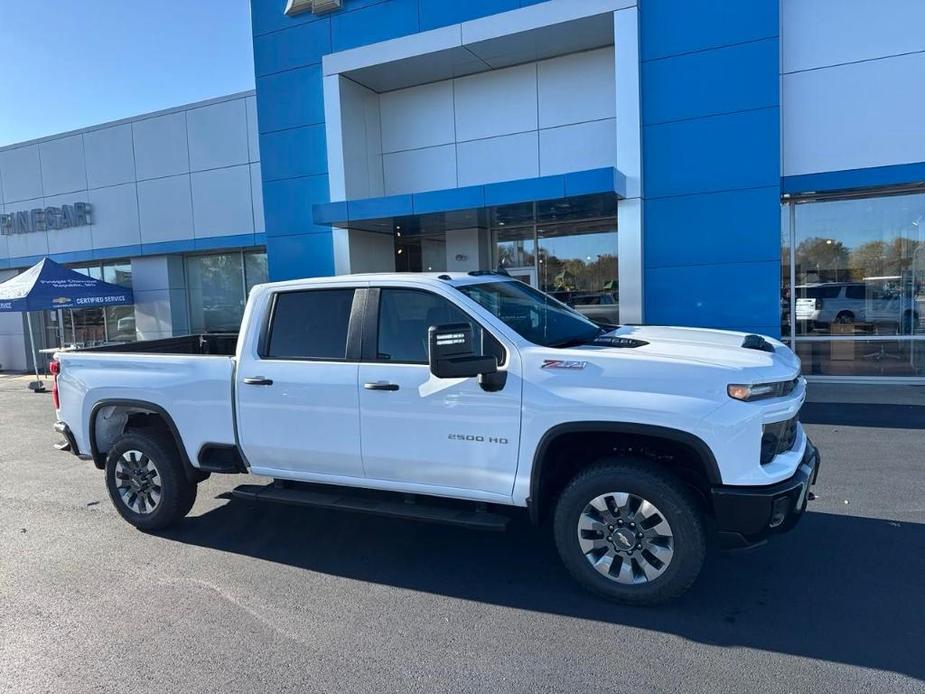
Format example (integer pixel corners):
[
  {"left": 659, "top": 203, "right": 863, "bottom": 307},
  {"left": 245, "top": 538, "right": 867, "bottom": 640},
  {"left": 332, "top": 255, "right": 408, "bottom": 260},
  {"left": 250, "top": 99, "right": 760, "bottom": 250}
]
[{"left": 541, "top": 360, "right": 588, "bottom": 370}]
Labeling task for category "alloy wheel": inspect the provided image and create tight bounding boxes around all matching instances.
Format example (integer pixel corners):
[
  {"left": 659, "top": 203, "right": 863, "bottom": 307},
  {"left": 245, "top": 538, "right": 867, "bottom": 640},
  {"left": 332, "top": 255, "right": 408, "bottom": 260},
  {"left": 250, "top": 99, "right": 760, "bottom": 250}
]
[
  {"left": 114, "top": 450, "right": 162, "bottom": 515},
  {"left": 577, "top": 492, "right": 674, "bottom": 584}
]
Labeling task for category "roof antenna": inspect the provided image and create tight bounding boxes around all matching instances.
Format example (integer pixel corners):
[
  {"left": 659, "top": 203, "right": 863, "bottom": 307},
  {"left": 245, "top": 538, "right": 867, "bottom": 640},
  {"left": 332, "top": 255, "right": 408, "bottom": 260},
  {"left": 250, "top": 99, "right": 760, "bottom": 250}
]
[{"left": 495, "top": 261, "right": 510, "bottom": 277}]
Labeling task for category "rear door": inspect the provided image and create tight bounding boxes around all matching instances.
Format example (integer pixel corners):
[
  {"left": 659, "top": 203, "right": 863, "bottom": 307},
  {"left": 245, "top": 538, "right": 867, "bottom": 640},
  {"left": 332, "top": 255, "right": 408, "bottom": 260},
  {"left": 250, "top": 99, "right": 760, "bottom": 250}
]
[
  {"left": 236, "top": 285, "right": 365, "bottom": 479},
  {"left": 357, "top": 286, "right": 522, "bottom": 498}
]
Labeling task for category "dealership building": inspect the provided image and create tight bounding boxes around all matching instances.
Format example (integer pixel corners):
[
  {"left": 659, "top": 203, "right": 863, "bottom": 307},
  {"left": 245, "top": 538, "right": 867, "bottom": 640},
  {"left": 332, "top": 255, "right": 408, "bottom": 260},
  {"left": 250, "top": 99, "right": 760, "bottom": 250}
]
[{"left": 2, "top": 0, "right": 925, "bottom": 382}]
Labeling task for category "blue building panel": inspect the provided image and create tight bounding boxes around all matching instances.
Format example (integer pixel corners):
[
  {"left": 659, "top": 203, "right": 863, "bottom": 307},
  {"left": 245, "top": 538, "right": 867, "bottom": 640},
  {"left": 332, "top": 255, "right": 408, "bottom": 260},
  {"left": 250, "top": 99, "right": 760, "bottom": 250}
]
[
  {"left": 418, "top": 0, "right": 521, "bottom": 31},
  {"left": 256, "top": 65, "right": 326, "bottom": 133},
  {"left": 268, "top": 231, "right": 336, "bottom": 281},
  {"left": 253, "top": 17, "right": 331, "bottom": 77},
  {"left": 263, "top": 174, "right": 332, "bottom": 236},
  {"left": 330, "top": 0, "right": 420, "bottom": 52},
  {"left": 259, "top": 124, "right": 328, "bottom": 182},
  {"left": 640, "top": 0, "right": 781, "bottom": 334},
  {"left": 347, "top": 194, "right": 414, "bottom": 221},
  {"left": 782, "top": 161, "right": 925, "bottom": 196},
  {"left": 251, "top": 0, "right": 323, "bottom": 37},
  {"left": 644, "top": 187, "right": 782, "bottom": 269},
  {"left": 645, "top": 260, "right": 781, "bottom": 338},
  {"left": 412, "top": 186, "right": 486, "bottom": 216},
  {"left": 642, "top": 38, "right": 779, "bottom": 125},
  {"left": 643, "top": 107, "right": 780, "bottom": 199},
  {"left": 640, "top": 0, "right": 779, "bottom": 61}
]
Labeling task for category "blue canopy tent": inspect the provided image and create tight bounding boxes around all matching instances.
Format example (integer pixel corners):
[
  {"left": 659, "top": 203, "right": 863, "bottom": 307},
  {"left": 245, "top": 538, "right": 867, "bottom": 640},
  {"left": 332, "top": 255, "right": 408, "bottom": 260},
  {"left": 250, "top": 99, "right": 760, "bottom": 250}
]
[{"left": 0, "top": 258, "right": 133, "bottom": 390}]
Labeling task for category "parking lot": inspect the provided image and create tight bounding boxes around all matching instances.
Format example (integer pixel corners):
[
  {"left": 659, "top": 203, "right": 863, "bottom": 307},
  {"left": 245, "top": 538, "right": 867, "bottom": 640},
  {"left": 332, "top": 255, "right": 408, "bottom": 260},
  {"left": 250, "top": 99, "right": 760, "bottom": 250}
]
[{"left": 1, "top": 375, "right": 923, "bottom": 693}]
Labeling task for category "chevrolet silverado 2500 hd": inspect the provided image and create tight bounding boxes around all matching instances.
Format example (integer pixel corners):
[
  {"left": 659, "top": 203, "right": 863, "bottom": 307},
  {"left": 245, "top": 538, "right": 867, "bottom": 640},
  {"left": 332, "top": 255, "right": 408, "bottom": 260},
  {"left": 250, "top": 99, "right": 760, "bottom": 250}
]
[{"left": 52, "top": 272, "right": 819, "bottom": 605}]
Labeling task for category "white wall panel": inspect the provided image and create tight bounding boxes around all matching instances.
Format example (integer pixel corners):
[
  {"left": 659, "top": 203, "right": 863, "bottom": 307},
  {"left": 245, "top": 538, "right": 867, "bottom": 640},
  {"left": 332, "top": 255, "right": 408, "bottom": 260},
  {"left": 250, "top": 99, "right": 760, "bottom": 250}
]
[
  {"left": 783, "top": 52, "right": 925, "bottom": 176},
  {"left": 538, "top": 47, "right": 616, "bottom": 129},
  {"left": 88, "top": 183, "right": 141, "bottom": 249},
  {"left": 457, "top": 132, "right": 539, "bottom": 186},
  {"left": 245, "top": 95, "right": 260, "bottom": 163},
  {"left": 382, "top": 145, "right": 457, "bottom": 195},
  {"left": 454, "top": 63, "right": 538, "bottom": 142},
  {"left": 783, "top": 0, "right": 925, "bottom": 74},
  {"left": 380, "top": 80, "right": 455, "bottom": 153},
  {"left": 540, "top": 118, "right": 617, "bottom": 176},
  {"left": 187, "top": 99, "right": 250, "bottom": 172},
  {"left": 341, "top": 78, "right": 385, "bottom": 199},
  {"left": 83, "top": 125, "right": 136, "bottom": 189},
  {"left": 0, "top": 146, "right": 43, "bottom": 203},
  {"left": 44, "top": 192, "right": 93, "bottom": 254},
  {"left": 137, "top": 174, "right": 194, "bottom": 243},
  {"left": 40, "top": 135, "right": 87, "bottom": 196},
  {"left": 132, "top": 112, "right": 190, "bottom": 180},
  {"left": 250, "top": 163, "right": 265, "bottom": 234},
  {"left": 191, "top": 165, "right": 254, "bottom": 238}
]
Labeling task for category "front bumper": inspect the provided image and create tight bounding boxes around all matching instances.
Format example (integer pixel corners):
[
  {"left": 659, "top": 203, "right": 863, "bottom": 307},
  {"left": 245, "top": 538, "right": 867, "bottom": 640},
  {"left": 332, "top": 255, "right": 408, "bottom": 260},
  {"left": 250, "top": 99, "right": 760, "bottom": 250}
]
[{"left": 711, "top": 439, "right": 820, "bottom": 549}]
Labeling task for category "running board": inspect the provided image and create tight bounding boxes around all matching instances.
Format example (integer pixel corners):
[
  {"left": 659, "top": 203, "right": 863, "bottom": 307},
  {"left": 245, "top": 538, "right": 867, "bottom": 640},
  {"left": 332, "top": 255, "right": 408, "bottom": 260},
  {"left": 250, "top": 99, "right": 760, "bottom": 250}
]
[{"left": 231, "top": 483, "right": 510, "bottom": 532}]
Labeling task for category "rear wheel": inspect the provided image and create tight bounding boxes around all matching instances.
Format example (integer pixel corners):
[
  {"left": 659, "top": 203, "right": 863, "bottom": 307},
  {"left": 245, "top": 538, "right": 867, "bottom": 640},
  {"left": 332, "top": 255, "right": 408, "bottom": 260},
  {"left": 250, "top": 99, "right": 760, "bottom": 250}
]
[
  {"left": 105, "top": 431, "right": 196, "bottom": 531},
  {"left": 553, "top": 459, "right": 706, "bottom": 605}
]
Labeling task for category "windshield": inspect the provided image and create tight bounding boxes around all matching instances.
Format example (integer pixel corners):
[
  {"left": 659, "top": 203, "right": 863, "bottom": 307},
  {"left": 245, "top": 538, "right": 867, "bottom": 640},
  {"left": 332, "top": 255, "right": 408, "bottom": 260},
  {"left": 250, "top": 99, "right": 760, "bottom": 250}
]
[{"left": 456, "top": 281, "right": 603, "bottom": 348}]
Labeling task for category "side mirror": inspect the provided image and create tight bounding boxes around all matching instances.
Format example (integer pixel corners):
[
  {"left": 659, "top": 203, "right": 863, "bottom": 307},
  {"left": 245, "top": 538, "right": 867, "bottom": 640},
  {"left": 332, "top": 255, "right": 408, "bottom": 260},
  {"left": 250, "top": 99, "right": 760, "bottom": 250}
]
[{"left": 428, "top": 324, "right": 505, "bottom": 391}]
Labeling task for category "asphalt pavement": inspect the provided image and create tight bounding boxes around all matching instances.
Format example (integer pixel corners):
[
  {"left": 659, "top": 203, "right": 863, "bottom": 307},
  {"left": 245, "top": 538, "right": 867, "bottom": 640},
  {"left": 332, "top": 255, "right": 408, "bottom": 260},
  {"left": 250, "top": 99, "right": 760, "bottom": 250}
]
[{"left": 1, "top": 374, "right": 923, "bottom": 693}]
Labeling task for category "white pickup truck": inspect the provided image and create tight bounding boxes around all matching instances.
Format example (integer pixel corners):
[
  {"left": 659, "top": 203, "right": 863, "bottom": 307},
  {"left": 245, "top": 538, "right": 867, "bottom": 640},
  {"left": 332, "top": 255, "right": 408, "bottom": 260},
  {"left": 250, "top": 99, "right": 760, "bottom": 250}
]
[{"left": 52, "top": 272, "right": 819, "bottom": 605}]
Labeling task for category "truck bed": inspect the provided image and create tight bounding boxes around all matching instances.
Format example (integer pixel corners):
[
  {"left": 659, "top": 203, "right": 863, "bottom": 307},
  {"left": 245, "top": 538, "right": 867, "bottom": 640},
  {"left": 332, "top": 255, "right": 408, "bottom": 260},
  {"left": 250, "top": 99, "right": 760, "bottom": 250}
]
[{"left": 77, "top": 333, "right": 238, "bottom": 356}]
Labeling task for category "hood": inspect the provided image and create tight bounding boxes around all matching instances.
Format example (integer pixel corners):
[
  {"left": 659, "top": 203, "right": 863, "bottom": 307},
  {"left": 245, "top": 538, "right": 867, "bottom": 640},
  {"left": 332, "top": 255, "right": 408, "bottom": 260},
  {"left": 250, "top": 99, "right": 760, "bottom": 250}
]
[{"left": 569, "top": 325, "right": 801, "bottom": 380}]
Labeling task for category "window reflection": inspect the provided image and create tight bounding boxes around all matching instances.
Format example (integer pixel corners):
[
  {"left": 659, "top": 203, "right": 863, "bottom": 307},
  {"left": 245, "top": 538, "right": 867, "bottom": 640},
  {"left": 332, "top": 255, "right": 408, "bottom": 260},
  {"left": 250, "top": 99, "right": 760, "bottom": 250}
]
[
  {"left": 783, "top": 191, "right": 925, "bottom": 378},
  {"left": 491, "top": 194, "right": 619, "bottom": 326},
  {"left": 187, "top": 250, "right": 268, "bottom": 333},
  {"left": 49, "top": 260, "right": 135, "bottom": 347},
  {"left": 792, "top": 194, "right": 924, "bottom": 337}
]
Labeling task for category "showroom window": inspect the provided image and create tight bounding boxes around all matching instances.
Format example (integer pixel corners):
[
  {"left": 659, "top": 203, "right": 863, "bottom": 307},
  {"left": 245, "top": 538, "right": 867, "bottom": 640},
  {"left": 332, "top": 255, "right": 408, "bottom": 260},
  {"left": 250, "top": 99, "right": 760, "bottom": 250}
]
[
  {"left": 44, "top": 260, "right": 135, "bottom": 348},
  {"left": 186, "top": 250, "right": 268, "bottom": 334},
  {"left": 782, "top": 190, "right": 925, "bottom": 379},
  {"left": 492, "top": 194, "right": 619, "bottom": 326}
]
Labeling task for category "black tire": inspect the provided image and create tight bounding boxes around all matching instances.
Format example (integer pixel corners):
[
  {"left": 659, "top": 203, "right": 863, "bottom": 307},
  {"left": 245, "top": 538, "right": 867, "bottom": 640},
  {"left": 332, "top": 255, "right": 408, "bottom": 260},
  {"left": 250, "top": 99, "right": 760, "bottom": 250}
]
[
  {"left": 553, "top": 458, "right": 706, "bottom": 606},
  {"left": 105, "top": 430, "right": 196, "bottom": 532},
  {"left": 833, "top": 311, "right": 855, "bottom": 325}
]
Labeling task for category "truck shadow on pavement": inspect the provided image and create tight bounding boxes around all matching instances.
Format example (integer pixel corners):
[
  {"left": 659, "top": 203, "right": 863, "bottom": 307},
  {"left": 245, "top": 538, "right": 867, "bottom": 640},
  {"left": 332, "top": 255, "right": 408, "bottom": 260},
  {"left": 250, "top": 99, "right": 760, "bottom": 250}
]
[{"left": 161, "top": 503, "right": 925, "bottom": 682}]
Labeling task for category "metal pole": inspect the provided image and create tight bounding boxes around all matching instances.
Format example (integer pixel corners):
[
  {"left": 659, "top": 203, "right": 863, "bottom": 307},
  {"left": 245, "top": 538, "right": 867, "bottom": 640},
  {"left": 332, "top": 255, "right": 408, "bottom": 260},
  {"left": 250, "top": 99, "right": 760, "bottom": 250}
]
[{"left": 25, "top": 312, "right": 44, "bottom": 392}]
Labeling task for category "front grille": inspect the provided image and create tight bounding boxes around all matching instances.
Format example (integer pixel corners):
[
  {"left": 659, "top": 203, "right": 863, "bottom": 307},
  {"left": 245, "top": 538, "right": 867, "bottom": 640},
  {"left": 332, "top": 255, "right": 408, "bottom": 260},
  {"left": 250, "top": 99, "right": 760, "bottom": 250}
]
[{"left": 761, "top": 417, "right": 799, "bottom": 465}]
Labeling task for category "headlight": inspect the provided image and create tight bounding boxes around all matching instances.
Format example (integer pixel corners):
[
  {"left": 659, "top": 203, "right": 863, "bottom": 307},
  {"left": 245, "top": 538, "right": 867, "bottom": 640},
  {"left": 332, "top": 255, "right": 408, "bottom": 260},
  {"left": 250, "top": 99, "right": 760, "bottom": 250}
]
[{"left": 727, "top": 377, "right": 800, "bottom": 402}]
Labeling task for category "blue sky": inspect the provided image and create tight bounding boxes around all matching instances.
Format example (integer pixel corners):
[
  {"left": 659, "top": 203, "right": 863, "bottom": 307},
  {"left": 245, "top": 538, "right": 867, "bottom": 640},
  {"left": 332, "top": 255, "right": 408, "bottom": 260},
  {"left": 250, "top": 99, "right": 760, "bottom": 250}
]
[{"left": 0, "top": 1, "right": 255, "bottom": 147}]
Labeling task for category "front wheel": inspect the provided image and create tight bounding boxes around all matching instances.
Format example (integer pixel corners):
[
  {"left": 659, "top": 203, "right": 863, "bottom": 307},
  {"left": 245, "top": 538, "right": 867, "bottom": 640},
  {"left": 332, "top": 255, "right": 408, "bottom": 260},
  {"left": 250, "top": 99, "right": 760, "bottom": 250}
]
[
  {"left": 105, "top": 431, "right": 197, "bottom": 531},
  {"left": 553, "top": 459, "right": 706, "bottom": 605}
]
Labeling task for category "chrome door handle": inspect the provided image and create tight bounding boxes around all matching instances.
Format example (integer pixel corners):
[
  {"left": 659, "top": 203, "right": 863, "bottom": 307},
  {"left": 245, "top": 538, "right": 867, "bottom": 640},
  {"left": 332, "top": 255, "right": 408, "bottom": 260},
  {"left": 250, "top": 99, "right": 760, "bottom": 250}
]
[
  {"left": 243, "top": 376, "right": 273, "bottom": 386},
  {"left": 364, "top": 382, "right": 399, "bottom": 391}
]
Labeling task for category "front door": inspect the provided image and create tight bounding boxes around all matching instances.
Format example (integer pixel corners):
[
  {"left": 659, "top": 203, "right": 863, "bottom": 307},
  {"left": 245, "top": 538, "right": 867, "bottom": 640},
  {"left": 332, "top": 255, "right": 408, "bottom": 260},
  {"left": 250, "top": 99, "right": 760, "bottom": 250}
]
[
  {"left": 357, "top": 287, "right": 522, "bottom": 498},
  {"left": 236, "top": 286, "right": 364, "bottom": 479}
]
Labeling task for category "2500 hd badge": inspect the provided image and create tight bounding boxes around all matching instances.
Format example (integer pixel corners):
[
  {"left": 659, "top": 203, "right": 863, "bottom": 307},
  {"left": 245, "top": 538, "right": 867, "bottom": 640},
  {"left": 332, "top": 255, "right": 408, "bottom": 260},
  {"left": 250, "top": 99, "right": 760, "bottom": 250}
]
[{"left": 449, "top": 434, "right": 510, "bottom": 444}]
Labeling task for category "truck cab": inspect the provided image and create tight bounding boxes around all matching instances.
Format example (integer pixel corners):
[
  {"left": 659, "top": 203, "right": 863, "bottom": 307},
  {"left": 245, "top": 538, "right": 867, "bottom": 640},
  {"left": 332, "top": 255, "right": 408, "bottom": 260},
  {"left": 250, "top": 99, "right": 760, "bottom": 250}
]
[{"left": 52, "top": 272, "right": 819, "bottom": 605}]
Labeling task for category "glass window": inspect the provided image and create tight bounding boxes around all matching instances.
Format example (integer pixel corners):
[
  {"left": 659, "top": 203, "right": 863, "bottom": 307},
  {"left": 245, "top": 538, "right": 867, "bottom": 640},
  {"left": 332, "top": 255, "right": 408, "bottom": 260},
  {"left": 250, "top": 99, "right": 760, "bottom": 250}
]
[
  {"left": 186, "top": 252, "right": 247, "bottom": 333},
  {"left": 457, "top": 281, "right": 601, "bottom": 348},
  {"left": 792, "top": 193, "right": 925, "bottom": 337},
  {"left": 784, "top": 190, "right": 925, "bottom": 378},
  {"left": 377, "top": 289, "right": 480, "bottom": 363},
  {"left": 244, "top": 251, "right": 268, "bottom": 294},
  {"left": 267, "top": 289, "right": 355, "bottom": 360}
]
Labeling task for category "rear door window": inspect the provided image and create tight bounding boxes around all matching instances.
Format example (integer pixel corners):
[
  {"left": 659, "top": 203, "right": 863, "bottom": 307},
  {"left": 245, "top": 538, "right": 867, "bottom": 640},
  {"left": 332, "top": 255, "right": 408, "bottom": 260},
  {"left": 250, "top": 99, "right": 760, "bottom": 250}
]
[{"left": 266, "top": 289, "right": 355, "bottom": 360}]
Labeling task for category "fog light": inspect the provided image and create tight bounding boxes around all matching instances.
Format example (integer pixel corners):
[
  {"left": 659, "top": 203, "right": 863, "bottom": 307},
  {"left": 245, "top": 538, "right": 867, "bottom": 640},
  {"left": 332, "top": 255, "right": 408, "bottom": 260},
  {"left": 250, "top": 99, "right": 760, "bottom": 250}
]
[{"left": 769, "top": 496, "right": 790, "bottom": 528}]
